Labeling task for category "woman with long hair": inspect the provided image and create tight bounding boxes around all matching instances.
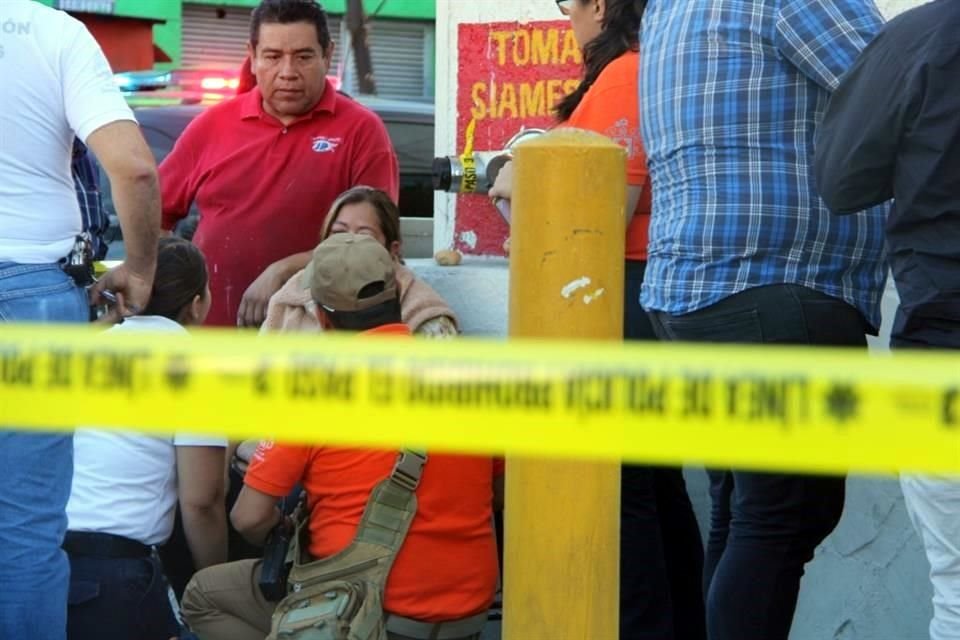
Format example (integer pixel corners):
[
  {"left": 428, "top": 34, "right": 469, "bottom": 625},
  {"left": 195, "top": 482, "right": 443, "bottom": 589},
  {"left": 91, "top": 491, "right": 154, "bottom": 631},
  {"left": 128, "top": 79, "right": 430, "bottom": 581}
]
[
  {"left": 66, "top": 238, "right": 226, "bottom": 640},
  {"left": 261, "top": 185, "right": 459, "bottom": 337},
  {"left": 490, "top": 1, "right": 706, "bottom": 637}
]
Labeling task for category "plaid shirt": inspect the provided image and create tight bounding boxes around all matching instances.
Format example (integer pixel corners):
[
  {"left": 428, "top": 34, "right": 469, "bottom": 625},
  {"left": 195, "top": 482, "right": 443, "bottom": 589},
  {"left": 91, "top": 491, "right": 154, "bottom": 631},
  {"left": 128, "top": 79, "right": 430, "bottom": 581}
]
[
  {"left": 72, "top": 139, "right": 108, "bottom": 260},
  {"left": 639, "top": 0, "right": 889, "bottom": 328}
]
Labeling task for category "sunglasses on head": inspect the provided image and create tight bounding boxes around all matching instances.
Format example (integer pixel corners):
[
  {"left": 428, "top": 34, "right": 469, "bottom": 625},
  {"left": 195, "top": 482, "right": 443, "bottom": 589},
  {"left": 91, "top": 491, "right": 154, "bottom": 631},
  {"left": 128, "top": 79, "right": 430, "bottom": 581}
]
[{"left": 555, "top": 0, "right": 573, "bottom": 15}]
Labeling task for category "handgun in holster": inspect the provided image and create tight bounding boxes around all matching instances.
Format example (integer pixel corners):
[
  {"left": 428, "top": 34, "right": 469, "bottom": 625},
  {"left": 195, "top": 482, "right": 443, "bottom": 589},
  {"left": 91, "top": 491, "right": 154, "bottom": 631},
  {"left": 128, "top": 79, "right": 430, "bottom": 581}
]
[
  {"left": 258, "top": 500, "right": 293, "bottom": 602},
  {"left": 60, "top": 233, "right": 95, "bottom": 287}
]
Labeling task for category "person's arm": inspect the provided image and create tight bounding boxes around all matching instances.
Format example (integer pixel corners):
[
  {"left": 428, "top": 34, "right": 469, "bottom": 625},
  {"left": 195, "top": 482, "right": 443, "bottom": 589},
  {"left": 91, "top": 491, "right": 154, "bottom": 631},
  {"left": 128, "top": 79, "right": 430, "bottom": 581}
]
[
  {"left": 489, "top": 159, "right": 514, "bottom": 202},
  {"left": 87, "top": 121, "right": 159, "bottom": 270},
  {"left": 60, "top": 22, "right": 160, "bottom": 316},
  {"left": 814, "top": 30, "right": 908, "bottom": 213},
  {"left": 774, "top": 0, "right": 884, "bottom": 93},
  {"left": 237, "top": 251, "right": 312, "bottom": 328},
  {"left": 491, "top": 161, "right": 641, "bottom": 218},
  {"left": 492, "top": 74, "right": 646, "bottom": 225},
  {"left": 260, "top": 269, "right": 319, "bottom": 334},
  {"left": 413, "top": 315, "right": 459, "bottom": 338},
  {"left": 85, "top": 121, "right": 160, "bottom": 316},
  {"left": 176, "top": 445, "right": 228, "bottom": 568},
  {"left": 231, "top": 485, "right": 286, "bottom": 547},
  {"left": 236, "top": 441, "right": 311, "bottom": 545}
]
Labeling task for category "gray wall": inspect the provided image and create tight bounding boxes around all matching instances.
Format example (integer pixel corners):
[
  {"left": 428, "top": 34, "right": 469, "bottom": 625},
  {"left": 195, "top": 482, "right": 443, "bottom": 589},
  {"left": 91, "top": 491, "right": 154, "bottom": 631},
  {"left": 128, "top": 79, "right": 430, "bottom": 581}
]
[{"left": 409, "top": 259, "right": 934, "bottom": 639}]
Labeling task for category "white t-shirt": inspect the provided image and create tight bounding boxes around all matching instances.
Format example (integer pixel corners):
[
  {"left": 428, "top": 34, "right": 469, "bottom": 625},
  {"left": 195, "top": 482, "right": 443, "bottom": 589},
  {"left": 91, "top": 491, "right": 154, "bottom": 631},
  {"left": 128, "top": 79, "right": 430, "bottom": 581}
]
[
  {"left": 66, "top": 316, "right": 227, "bottom": 546},
  {"left": 0, "top": 0, "right": 135, "bottom": 263}
]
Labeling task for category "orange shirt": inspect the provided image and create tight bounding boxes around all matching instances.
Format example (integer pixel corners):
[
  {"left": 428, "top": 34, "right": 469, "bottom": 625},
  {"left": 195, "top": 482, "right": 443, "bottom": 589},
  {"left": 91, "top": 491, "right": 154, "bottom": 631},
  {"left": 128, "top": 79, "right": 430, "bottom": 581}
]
[
  {"left": 244, "top": 324, "right": 498, "bottom": 622},
  {"left": 357, "top": 322, "right": 413, "bottom": 337},
  {"left": 564, "top": 50, "right": 651, "bottom": 261}
]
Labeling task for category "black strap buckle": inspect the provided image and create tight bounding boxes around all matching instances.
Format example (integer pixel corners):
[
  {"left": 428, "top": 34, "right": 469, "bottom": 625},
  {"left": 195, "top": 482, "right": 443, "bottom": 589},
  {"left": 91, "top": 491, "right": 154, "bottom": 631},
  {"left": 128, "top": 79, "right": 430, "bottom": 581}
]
[{"left": 390, "top": 449, "right": 427, "bottom": 492}]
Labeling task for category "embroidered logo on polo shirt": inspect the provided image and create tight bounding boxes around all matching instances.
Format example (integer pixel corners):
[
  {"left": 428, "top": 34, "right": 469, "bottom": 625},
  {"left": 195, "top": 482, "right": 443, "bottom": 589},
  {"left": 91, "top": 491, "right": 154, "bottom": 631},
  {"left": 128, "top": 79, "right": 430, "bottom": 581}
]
[{"left": 311, "top": 136, "right": 341, "bottom": 153}]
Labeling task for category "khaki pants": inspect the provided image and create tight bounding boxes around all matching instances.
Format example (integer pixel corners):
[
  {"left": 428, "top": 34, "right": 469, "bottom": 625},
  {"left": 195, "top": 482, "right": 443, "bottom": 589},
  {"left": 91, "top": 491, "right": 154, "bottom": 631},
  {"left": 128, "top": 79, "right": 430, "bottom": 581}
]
[
  {"left": 181, "top": 559, "right": 275, "bottom": 640},
  {"left": 181, "top": 559, "right": 484, "bottom": 640}
]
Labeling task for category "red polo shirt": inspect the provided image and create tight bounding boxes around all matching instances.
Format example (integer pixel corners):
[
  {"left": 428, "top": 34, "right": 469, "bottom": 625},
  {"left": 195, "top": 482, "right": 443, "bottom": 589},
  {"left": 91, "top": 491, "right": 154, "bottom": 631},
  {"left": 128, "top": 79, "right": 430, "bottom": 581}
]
[{"left": 160, "top": 80, "right": 399, "bottom": 327}]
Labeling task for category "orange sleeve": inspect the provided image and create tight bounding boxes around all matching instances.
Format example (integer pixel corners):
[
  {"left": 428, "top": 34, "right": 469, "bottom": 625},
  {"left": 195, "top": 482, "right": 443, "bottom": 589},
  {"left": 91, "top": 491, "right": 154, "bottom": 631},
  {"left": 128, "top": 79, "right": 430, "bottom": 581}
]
[
  {"left": 244, "top": 440, "right": 312, "bottom": 498},
  {"left": 564, "top": 82, "right": 648, "bottom": 187}
]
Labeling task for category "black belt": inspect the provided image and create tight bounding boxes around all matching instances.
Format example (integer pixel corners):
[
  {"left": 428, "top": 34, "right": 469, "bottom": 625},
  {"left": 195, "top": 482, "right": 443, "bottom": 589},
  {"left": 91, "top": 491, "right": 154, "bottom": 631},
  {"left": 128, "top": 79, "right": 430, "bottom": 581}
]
[
  {"left": 385, "top": 612, "right": 487, "bottom": 640},
  {"left": 63, "top": 531, "right": 152, "bottom": 559}
]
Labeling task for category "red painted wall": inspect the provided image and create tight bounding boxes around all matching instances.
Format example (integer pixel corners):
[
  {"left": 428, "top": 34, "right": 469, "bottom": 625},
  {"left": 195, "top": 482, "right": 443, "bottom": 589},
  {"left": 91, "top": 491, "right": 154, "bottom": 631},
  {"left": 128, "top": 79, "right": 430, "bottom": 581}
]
[
  {"left": 81, "top": 16, "right": 159, "bottom": 72},
  {"left": 454, "top": 21, "right": 582, "bottom": 256}
]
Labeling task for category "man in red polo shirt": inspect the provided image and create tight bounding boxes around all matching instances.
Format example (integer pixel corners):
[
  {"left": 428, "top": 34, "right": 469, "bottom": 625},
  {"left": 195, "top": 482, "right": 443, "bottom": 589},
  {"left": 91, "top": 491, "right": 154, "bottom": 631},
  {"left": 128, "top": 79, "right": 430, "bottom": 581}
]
[
  {"left": 180, "top": 233, "right": 498, "bottom": 640},
  {"left": 160, "top": 0, "right": 399, "bottom": 328}
]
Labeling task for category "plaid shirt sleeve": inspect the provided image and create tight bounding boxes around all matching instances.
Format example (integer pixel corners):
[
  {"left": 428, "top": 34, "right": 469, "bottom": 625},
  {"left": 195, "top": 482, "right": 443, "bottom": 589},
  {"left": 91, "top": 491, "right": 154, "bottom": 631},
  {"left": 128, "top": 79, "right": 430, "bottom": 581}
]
[
  {"left": 775, "top": 0, "right": 885, "bottom": 91},
  {"left": 72, "top": 139, "right": 109, "bottom": 259},
  {"left": 72, "top": 143, "right": 100, "bottom": 222}
]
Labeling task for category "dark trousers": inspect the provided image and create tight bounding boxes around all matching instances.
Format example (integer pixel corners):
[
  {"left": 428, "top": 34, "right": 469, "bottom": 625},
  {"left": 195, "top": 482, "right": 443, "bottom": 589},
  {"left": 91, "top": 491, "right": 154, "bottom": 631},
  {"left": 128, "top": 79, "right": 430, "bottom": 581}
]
[
  {"left": 649, "top": 284, "right": 868, "bottom": 640},
  {"left": 67, "top": 551, "right": 179, "bottom": 640},
  {"left": 621, "top": 260, "right": 707, "bottom": 640}
]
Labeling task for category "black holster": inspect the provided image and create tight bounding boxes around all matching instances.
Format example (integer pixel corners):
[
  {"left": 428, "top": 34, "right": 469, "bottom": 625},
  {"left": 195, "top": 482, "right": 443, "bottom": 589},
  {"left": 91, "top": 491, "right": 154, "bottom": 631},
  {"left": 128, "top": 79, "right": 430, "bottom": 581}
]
[
  {"left": 258, "top": 523, "right": 292, "bottom": 602},
  {"left": 60, "top": 233, "right": 94, "bottom": 287}
]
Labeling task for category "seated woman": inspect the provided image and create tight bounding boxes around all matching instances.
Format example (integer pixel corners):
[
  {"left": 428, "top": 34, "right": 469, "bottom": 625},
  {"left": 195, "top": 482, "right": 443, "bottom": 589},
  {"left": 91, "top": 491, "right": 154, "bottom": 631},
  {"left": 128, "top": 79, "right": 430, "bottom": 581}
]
[
  {"left": 65, "top": 237, "right": 228, "bottom": 640},
  {"left": 262, "top": 186, "right": 459, "bottom": 338}
]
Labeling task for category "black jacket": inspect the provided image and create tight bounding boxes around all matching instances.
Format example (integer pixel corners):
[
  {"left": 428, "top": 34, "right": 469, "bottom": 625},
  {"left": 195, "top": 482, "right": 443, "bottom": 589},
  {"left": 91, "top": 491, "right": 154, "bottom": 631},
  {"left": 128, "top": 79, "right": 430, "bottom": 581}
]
[{"left": 814, "top": 0, "right": 960, "bottom": 348}]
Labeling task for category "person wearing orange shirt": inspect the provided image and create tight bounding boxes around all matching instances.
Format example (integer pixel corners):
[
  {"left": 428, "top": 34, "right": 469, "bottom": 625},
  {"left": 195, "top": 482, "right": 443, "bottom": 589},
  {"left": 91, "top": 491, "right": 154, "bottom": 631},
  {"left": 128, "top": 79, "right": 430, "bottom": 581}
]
[
  {"left": 489, "top": 1, "right": 705, "bottom": 637},
  {"left": 180, "top": 234, "right": 497, "bottom": 640}
]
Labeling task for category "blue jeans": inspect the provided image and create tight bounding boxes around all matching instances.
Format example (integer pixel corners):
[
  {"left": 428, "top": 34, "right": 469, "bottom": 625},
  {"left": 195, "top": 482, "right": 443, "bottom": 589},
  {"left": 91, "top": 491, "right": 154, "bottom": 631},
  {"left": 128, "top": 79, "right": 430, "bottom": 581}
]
[
  {"left": 0, "top": 262, "right": 88, "bottom": 640},
  {"left": 67, "top": 553, "right": 180, "bottom": 640},
  {"left": 649, "top": 284, "right": 868, "bottom": 640}
]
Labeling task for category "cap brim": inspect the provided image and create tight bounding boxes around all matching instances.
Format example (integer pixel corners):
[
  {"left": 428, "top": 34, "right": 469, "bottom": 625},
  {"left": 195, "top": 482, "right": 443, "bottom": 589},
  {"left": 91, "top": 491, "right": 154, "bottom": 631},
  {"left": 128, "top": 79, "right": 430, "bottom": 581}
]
[{"left": 320, "top": 283, "right": 397, "bottom": 314}]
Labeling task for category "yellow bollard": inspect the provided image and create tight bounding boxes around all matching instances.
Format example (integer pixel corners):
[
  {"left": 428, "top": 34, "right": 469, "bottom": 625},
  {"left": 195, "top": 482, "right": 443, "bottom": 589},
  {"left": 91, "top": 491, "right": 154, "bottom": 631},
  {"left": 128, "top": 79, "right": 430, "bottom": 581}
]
[{"left": 505, "top": 128, "right": 626, "bottom": 639}]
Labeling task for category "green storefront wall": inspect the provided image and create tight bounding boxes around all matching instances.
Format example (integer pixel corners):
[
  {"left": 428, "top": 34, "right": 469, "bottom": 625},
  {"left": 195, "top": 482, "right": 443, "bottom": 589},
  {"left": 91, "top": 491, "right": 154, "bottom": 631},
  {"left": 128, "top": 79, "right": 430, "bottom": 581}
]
[
  {"left": 34, "top": 0, "right": 435, "bottom": 69},
  {"left": 187, "top": 0, "right": 435, "bottom": 19}
]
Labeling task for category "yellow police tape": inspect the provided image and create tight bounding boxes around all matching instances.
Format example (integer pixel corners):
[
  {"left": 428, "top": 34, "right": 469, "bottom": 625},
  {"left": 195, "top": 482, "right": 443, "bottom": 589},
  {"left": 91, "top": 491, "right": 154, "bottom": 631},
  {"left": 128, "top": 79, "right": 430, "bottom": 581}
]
[
  {"left": 0, "top": 324, "right": 958, "bottom": 475},
  {"left": 459, "top": 118, "right": 478, "bottom": 194}
]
